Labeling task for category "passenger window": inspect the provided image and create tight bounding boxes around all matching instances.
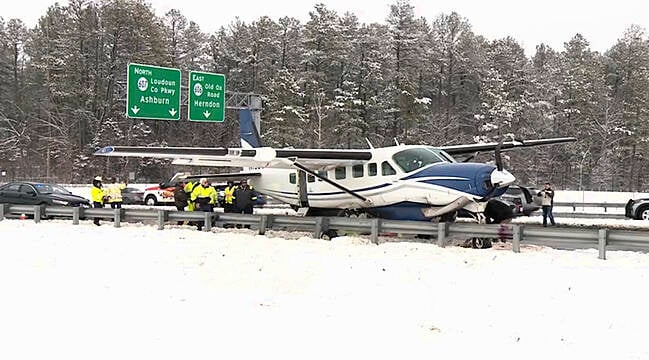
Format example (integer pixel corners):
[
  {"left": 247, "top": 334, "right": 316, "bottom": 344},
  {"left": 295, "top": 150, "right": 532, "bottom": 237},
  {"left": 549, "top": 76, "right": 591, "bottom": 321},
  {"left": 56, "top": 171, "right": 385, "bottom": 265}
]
[
  {"left": 7, "top": 184, "right": 20, "bottom": 191},
  {"left": 335, "top": 167, "right": 346, "bottom": 180},
  {"left": 307, "top": 175, "right": 315, "bottom": 183},
  {"left": 368, "top": 163, "right": 377, "bottom": 176},
  {"left": 382, "top": 161, "right": 396, "bottom": 176},
  {"left": 352, "top": 164, "right": 364, "bottom": 178},
  {"left": 316, "top": 170, "right": 327, "bottom": 181},
  {"left": 289, "top": 173, "right": 296, "bottom": 184},
  {"left": 19, "top": 185, "right": 34, "bottom": 193}
]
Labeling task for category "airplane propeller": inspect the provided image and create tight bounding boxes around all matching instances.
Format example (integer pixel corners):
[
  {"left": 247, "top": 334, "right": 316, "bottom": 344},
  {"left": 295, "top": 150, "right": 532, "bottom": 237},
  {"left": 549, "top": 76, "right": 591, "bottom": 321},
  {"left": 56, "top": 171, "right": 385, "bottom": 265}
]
[
  {"left": 476, "top": 135, "right": 507, "bottom": 202},
  {"left": 494, "top": 136, "right": 504, "bottom": 172}
]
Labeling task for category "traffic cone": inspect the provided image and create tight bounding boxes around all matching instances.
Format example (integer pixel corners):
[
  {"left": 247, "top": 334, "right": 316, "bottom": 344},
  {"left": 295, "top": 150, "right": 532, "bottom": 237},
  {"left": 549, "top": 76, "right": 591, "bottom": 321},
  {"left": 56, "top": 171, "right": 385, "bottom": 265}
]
[{"left": 19, "top": 213, "right": 26, "bottom": 220}]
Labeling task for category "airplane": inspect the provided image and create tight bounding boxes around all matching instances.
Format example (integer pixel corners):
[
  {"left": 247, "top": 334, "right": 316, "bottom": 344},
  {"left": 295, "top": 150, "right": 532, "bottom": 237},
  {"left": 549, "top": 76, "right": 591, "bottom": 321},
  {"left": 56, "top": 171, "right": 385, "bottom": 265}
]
[{"left": 95, "top": 109, "right": 575, "bottom": 224}]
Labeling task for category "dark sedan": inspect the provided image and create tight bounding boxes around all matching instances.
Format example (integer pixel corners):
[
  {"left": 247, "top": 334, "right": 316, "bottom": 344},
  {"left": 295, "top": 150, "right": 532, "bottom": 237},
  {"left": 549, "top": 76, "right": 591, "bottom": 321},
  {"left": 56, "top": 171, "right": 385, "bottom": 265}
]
[
  {"left": 0, "top": 182, "right": 90, "bottom": 207},
  {"left": 121, "top": 187, "right": 144, "bottom": 205}
]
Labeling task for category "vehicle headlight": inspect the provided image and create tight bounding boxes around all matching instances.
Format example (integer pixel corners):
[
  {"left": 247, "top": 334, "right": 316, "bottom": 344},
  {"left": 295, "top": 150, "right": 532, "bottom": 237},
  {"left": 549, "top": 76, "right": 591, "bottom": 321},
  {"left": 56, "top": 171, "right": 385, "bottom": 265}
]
[{"left": 52, "top": 199, "right": 69, "bottom": 205}]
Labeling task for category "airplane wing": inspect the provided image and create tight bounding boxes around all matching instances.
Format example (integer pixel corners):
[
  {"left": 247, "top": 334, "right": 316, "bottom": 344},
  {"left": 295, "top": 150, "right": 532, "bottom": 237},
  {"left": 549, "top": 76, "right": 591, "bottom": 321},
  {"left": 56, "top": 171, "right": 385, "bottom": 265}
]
[
  {"left": 439, "top": 137, "right": 576, "bottom": 156},
  {"left": 94, "top": 145, "right": 372, "bottom": 170}
]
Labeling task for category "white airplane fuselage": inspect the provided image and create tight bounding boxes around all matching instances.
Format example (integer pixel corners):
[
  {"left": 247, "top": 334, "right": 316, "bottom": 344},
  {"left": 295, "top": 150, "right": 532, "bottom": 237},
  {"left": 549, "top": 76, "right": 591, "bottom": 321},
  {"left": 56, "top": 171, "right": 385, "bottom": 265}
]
[{"left": 245, "top": 145, "right": 515, "bottom": 221}]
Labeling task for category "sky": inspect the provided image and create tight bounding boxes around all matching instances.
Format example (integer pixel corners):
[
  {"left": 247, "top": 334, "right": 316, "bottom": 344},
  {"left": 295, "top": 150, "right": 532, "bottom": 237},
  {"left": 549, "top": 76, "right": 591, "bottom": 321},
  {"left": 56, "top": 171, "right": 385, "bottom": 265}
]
[
  {"left": 2, "top": 219, "right": 649, "bottom": 359},
  {"left": 4, "top": 0, "right": 648, "bottom": 56}
]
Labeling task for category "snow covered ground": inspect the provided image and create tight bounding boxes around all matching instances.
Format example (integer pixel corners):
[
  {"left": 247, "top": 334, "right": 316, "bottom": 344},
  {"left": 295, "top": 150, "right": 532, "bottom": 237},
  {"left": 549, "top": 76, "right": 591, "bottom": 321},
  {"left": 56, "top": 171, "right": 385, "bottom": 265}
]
[{"left": 1, "top": 219, "right": 649, "bottom": 359}]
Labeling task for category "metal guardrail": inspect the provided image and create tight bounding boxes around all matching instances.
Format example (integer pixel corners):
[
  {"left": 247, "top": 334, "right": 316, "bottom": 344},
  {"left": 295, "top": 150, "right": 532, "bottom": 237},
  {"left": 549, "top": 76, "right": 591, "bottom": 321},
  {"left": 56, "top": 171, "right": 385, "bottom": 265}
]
[
  {"left": 2, "top": 203, "right": 649, "bottom": 259},
  {"left": 553, "top": 201, "right": 626, "bottom": 212}
]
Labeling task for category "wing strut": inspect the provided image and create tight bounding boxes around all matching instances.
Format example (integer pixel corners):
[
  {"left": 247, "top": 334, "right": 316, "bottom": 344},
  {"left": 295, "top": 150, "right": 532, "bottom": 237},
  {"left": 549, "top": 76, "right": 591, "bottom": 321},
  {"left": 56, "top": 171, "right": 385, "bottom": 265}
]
[
  {"left": 291, "top": 161, "right": 371, "bottom": 204},
  {"left": 297, "top": 169, "right": 309, "bottom": 208}
]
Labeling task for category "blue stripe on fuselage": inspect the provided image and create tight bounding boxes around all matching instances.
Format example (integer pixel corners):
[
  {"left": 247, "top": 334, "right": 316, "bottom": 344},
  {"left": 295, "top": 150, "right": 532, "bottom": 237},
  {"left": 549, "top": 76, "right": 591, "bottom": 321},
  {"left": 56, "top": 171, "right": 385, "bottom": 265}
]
[
  {"left": 368, "top": 201, "right": 433, "bottom": 221},
  {"left": 402, "top": 162, "right": 496, "bottom": 197}
]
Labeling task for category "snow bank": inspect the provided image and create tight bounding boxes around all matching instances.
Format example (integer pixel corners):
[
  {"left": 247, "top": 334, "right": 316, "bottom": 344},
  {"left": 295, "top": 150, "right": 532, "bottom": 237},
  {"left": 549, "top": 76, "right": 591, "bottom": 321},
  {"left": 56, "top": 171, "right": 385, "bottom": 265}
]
[{"left": 1, "top": 220, "right": 648, "bottom": 359}]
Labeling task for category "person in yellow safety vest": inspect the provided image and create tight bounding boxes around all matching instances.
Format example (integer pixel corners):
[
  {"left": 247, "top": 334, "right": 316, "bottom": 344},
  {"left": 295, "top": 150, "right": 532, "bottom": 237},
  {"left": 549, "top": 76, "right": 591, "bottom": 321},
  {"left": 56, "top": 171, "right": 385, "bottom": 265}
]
[
  {"left": 105, "top": 177, "right": 126, "bottom": 209},
  {"left": 223, "top": 181, "right": 237, "bottom": 213},
  {"left": 183, "top": 180, "right": 196, "bottom": 211},
  {"left": 90, "top": 176, "right": 106, "bottom": 226},
  {"left": 190, "top": 178, "right": 217, "bottom": 230}
]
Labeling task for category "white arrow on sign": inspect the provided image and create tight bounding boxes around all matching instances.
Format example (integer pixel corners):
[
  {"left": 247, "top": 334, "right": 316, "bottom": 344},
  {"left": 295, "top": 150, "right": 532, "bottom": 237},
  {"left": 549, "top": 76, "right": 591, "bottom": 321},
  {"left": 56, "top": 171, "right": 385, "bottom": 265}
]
[
  {"left": 169, "top": 108, "right": 177, "bottom": 117},
  {"left": 203, "top": 110, "right": 211, "bottom": 118},
  {"left": 131, "top": 106, "right": 140, "bottom": 115}
]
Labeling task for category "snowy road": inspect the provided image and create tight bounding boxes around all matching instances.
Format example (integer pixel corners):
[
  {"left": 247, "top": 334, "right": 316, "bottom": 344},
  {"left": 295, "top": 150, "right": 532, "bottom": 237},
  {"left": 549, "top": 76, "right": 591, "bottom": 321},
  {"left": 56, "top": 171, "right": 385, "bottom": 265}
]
[{"left": 1, "top": 220, "right": 648, "bottom": 359}]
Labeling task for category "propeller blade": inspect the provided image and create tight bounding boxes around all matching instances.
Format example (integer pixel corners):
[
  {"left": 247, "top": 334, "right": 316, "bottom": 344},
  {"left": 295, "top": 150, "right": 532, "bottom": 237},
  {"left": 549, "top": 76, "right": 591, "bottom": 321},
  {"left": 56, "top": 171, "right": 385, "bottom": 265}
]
[
  {"left": 495, "top": 137, "right": 503, "bottom": 171},
  {"left": 462, "top": 152, "right": 478, "bottom": 163}
]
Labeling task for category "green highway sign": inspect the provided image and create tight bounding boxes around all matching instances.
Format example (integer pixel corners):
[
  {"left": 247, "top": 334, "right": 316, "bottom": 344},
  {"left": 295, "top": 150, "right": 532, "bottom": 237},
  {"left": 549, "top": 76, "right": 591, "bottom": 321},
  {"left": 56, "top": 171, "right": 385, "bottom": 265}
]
[
  {"left": 127, "top": 63, "right": 181, "bottom": 120},
  {"left": 188, "top": 71, "right": 226, "bottom": 122}
]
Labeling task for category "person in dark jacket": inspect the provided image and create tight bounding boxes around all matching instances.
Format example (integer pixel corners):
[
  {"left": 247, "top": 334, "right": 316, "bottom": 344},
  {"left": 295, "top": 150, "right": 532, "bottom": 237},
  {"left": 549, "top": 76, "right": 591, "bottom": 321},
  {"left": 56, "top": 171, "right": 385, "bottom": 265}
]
[
  {"left": 234, "top": 181, "right": 257, "bottom": 228},
  {"left": 234, "top": 182, "right": 256, "bottom": 215},
  {"left": 173, "top": 181, "right": 189, "bottom": 225}
]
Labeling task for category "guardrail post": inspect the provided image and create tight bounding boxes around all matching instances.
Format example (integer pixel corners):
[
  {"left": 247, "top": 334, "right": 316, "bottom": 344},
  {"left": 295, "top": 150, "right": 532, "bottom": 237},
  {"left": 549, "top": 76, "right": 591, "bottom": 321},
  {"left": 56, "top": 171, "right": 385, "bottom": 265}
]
[
  {"left": 259, "top": 215, "right": 268, "bottom": 235},
  {"left": 203, "top": 212, "right": 212, "bottom": 232},
  {"left": 72, "top": 207, "right": 83, "bottom": 225},
  {"left": 598, "top": 229, "right": 608, "bottom": 260},
  {"left": 157, "top": 210, "right": 168, "bottom": 230},
  {"left": 314, "top": 217, "right": 323, "bottom": 238},
  {"left": 34, "top": 205, "right": 42, "bottom": 223},
  {"left": 0, "top": 203, "right": 6, "bottom": 221},
  {"left": 437, "top": 222, "right": 449, "bottom": 247},
  {"left": 370, "top": 218, "right": 381, "bottom": 245},
  {"left": 512, "top": 225, "right": 522, "bottom": 253},
  {"left": 114, "top": 208, "right": 122, "bottom": 228},
  {"left": 314, "top": 217, "right": 330, "bottom": 239}
]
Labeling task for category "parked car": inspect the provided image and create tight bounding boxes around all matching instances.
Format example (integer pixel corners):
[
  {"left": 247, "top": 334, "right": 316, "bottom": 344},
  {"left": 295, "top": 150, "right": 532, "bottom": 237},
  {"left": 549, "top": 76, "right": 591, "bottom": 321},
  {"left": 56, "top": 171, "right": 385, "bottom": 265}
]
[
  {"left": 0, "top": 182, "right": 90, "bottom": 207},
  {"left": 121, "top": 187, "right": 144, "bottom": 205},
  {"left": 625, "top": 198, "right": 649, "bottom": 220},
  {"left": 498, "top": 185, "right": 541, "bottom": 216}
]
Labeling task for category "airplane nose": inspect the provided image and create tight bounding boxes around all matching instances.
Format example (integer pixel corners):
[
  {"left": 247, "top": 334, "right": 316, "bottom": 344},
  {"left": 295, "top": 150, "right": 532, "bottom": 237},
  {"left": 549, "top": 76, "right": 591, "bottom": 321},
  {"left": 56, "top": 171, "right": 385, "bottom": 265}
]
[{"left": 491, "top": 169, "right": 516, "bottom": 187}]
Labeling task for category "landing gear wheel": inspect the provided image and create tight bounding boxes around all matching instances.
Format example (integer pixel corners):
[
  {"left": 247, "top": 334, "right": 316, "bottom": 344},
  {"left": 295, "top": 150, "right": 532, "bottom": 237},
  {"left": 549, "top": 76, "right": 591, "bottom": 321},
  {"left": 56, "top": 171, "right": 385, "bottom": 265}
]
[
  {"left": 337, "top": 209, "right": 367, "bottom": 218},
  {"left": 471, "top": 237, "right": 493, "bottom": 249},
  {"left": 321, "top": 229, "right": 339, "bottom": 240}
]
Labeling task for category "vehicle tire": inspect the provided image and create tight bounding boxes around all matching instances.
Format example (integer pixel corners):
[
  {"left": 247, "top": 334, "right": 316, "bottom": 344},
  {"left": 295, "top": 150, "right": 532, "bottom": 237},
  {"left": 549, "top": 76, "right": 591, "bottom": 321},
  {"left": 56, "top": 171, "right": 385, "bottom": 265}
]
[
  {"left": 637, "top": 205, "right": 649, "bottom": 220},
  {"left": 472, "top": 237, "right": 493, "bottom": 249},
  {"left": 321, "top": 229, "right": 338, "bottom": 240},
  {"left": 440, "top": 211, "right": 457, "bottom": 223},
  {"left": 145, "top": 195, "right": 158, "bottom": 206}
]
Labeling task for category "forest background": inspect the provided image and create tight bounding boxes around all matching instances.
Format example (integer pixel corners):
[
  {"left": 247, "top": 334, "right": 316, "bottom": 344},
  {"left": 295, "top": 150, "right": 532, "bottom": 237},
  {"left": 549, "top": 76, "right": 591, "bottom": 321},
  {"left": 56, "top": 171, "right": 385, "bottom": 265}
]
[{"left": 1, "top": 0, "right": 648, "bottom": 191}]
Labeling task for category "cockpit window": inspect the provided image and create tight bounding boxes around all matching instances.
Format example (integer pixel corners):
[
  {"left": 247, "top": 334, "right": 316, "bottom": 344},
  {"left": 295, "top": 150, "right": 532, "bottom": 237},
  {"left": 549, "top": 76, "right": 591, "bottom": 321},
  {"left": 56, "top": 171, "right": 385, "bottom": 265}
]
[
  {"left": 392, "top": 148, "right": 446, "bottom": 173},
  {"left": 428, "top": 147, "right": 456, "bottom": 163}
]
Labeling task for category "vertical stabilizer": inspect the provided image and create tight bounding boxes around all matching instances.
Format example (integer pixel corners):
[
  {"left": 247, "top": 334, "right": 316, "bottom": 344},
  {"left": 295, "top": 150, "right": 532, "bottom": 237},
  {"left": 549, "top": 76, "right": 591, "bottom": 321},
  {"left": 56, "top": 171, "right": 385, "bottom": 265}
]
[{"left": 239, "top": 109, "right": 263, "bottom": 148}]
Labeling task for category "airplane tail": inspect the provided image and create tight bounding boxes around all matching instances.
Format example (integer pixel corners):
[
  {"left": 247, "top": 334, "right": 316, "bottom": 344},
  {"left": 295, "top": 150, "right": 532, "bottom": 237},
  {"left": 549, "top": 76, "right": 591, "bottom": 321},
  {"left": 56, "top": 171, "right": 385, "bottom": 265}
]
[{"left": 239, "top": 109, "right": 263, "bottom": 148}]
